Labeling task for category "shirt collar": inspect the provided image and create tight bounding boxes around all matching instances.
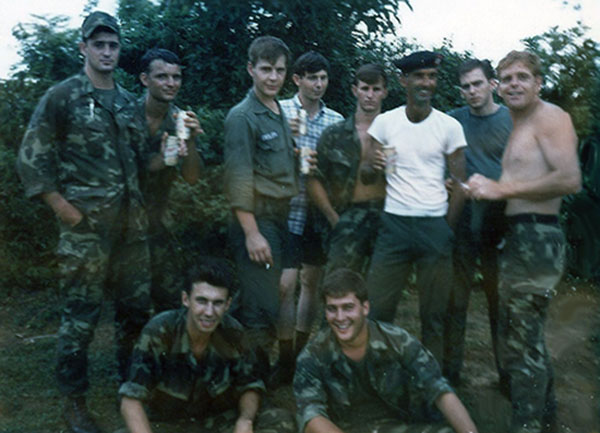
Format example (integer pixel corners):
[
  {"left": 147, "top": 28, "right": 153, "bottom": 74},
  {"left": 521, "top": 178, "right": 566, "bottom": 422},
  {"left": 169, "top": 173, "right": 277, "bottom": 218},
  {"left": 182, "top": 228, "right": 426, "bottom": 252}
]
[{"left": 292, "top": 93, "right": 326, "bottom": 118}]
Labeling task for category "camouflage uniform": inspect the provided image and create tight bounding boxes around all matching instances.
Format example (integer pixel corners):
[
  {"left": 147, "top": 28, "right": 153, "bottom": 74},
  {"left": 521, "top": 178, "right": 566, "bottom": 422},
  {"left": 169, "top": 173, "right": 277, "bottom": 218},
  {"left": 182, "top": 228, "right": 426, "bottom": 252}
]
[
  {"left": 497, "top": 214, "right": 565, "bottom": 433},
  {"left": 294, "top": 320, "right": 454, "bottom": 433},
  {"left": 311, "top": 117, "right": 384, "bottom": 276},
  {"left": 17, "top": 70, "right": 151, "bottom": 394},
  {"left": 136, "top": 98, "right": 203, "bottom": 312},
  {"left": 224, "top": 90, "right": 298, "bottom": 330},
  {"left": 119, "top": 309, "right": 296, "bottom": 432}
]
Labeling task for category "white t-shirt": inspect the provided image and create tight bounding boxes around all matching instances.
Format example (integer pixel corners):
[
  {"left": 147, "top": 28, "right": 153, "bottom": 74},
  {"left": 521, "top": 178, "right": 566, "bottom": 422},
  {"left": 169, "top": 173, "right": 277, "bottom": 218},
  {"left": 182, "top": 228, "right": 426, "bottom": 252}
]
[{"left": 368, "top": 106, "right": 467, "bottom": 216}]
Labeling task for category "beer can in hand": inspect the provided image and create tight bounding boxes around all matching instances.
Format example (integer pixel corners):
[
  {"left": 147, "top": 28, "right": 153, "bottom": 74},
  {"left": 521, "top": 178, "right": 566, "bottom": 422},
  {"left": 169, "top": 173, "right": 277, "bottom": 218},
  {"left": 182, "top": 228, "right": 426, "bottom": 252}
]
[
  {"left": 176, "top": 111, "right": 190, "bottom": 140},
  {"left": 298, "top": 108, "right": 308, "bottom": 135},
  {"left": 383, "top": 146, "right": 397, "bottom": 176},
  {"left": 300, "top": 146, "right": 311, "bottom": 175},
  {"left": 164, "top": 136, "right": 179, "bottom": 166}
]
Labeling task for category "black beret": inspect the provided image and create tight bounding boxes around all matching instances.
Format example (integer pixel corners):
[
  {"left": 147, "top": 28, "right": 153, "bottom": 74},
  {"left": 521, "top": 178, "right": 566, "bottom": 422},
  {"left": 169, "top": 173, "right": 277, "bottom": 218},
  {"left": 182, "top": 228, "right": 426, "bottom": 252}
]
[{"left": 393, "top": 51, "right": 443, "bottom": 74}]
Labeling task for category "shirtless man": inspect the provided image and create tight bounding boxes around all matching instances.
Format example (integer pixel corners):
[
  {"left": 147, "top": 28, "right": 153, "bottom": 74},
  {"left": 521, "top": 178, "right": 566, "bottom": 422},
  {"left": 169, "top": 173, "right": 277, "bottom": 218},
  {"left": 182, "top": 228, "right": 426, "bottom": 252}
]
[
  {"left": 308, "top": 63, "right": 388, "bottom": 277},
  {"left": 466, "top": 50, "right": 581, "bottom": 433}
]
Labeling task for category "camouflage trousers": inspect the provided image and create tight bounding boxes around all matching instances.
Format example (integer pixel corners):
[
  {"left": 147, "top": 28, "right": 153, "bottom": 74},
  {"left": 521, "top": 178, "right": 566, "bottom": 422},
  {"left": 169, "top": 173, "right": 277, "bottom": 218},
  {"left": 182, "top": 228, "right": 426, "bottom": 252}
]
[
  {"left": 340, "top": 418, "right": 453, "bottom": 433},
  {"left": 148, "top": 225, "right": 186, "bottom": 313},
  {"left": 497, "top": 215, "right": 565, "bottom": 433},
  {"left": 325, "top": 200, "right": 383, "bottom": 277},
  {"left": 56, "top": 207, "right": 151, "bottom": 396}
]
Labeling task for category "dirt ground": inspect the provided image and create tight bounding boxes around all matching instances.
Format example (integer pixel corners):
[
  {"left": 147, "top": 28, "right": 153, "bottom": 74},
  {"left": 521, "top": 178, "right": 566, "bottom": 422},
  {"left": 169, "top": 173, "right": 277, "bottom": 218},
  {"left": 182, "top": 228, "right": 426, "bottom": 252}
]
[{"left": 0, "top": 278, "right": 598, "bottom": 433}]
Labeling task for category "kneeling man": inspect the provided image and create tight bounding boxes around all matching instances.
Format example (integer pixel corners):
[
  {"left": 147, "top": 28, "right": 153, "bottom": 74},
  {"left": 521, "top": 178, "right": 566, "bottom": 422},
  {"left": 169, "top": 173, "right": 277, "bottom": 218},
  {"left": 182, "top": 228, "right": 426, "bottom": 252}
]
[
  {"left": 120, "top": 258, "right": 295, "bottom": 433},
  {"left": 294, "top": 268, "right": 479, "bottom": 433}
]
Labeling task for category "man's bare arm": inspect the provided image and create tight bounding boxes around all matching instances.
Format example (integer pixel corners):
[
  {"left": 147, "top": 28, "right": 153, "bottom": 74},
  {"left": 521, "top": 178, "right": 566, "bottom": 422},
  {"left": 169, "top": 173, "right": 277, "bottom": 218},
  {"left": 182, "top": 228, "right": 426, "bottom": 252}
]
[
  {"left": 233, "top": 390, "right": 261, "bottom": 433},
  {"left": 235, "top": 209, "right": 273, "bottom": 266},
  {"left": 446, "top": 148, "right": 467, "bottom": 230},
  {"left": 305, "top": 415, "right": 345, "bottom": 433},
  {"left": 121, "top": 396, "right": 153, "bottom": 433},
  {"left": 435, "top": 392, "right": 479, "bottom": 433},
  {"left": 468, "top": 108, "right": 581, "bottom": 201},
  {"left": 41, "top": 191, "right": 83, "bottom": 227},
  {"left": 307, "top": 178, "right": 339, "bottom": 228}
]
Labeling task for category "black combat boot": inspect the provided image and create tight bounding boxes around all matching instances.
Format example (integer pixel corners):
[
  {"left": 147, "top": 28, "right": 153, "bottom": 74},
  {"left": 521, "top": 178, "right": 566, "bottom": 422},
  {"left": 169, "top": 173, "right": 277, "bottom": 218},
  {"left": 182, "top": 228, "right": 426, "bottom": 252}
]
[{"left": 63, "top": 396, "right": 103, "bottom": 433}]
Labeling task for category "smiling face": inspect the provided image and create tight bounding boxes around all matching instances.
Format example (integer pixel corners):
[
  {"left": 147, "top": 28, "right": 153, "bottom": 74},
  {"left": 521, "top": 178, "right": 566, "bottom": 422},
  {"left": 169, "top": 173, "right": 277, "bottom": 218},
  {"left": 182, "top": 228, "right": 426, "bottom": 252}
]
[
  {"left": 294, "top": 69, "right": 329, "bottom": 104},
  {"left": 141, "top": 59, "right": 182, "bottom": 103},
  {"left": 247, "top": 55, "right": 287, "bottom": 104},
  {"left": 459, "top": 67, "right": 496, "bottom": 113},
  {"left": 325, "top": 293, "right": 369, "bottom": 348},
  {"left": 352, "top": 77, "right": 388, "bottom": 114},
  {"left": 401, "top": 67, "right": 437, "bottom": 106},
  {"left": 80, "top": 31, "right": 120, "bottom": 75},
  {"left": 182, "top": 282, "right": 231, "bottom": 335},
  {"left": 497, "top": 61, "right": 542, "bottom": 111}
]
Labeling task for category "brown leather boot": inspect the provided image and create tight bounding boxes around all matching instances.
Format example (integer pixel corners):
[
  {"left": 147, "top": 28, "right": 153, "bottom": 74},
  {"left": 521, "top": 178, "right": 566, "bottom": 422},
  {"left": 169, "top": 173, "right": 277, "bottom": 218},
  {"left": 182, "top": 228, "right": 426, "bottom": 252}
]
[{"left": 63, "top": 396, "right": 103, "bottom": 433}]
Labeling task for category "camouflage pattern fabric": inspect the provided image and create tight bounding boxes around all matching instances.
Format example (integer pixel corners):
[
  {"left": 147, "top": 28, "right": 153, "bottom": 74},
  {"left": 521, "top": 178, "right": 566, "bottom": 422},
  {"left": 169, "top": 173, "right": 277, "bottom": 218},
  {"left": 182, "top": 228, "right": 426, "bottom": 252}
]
[
  {"left": 294, "top": 320, "right": 453, "bottom": 433},
  {"left": 135, "top": 98, "right": 200, "bottom": 312},
  {"left": 324, "top": 200, "right": 383, "bottom": 277},
  {"left": 17, "top": 70, "right": 151, "bottom": 395},
  {"left": 497, "top": 217, "right": 565, "bottom": 433},
  {"left": 120, "top": 310, "right": 265, "bottom": 400},
  {"left": 311, "top": 116, "right": 362, "bottom": 214}
]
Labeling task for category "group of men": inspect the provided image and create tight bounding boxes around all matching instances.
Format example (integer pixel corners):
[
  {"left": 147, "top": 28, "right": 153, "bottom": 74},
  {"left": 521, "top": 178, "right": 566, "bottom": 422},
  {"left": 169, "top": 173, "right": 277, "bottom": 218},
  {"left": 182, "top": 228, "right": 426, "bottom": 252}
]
[{"left": 17, "top": 9, "right": 581, "bottom": 433}]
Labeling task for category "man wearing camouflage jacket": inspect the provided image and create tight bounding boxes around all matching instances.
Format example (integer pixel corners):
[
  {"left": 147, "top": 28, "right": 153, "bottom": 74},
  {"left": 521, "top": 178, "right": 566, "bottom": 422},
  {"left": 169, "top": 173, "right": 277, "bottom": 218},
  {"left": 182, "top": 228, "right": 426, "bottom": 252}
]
[
  {"left": 119, "top": 258, "right": 295, "bottom": 433},
  {"left": 17, "top": 11, "right": 151, "bottom": 433},
  {"left": 308, "top": 63, "right": 388, "bottom": 277},
  {"left": 294, "top": 269, "right": 478, "bottom": 433}
]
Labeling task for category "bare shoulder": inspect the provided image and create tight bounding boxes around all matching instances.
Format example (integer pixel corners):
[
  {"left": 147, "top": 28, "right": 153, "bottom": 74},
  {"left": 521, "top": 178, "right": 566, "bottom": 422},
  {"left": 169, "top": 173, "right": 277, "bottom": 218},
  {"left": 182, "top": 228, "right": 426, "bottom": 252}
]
[{"left": 534, "top": 101, "right": 575, "bottom": 138}]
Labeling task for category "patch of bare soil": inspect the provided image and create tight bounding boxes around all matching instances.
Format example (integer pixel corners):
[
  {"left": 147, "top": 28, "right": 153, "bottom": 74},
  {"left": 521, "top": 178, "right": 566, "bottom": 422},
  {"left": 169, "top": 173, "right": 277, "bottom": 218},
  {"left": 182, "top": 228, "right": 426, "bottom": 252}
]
[{"left": 0, "top": 279, "right": 598, "bottom": 432}]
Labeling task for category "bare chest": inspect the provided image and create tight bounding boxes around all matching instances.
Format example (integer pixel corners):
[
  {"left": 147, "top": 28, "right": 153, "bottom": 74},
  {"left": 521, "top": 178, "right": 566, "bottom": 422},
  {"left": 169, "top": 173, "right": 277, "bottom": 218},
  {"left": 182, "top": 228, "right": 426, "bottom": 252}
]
[{"left": 502, "top": 127, "right": 547, "bottom": 180}]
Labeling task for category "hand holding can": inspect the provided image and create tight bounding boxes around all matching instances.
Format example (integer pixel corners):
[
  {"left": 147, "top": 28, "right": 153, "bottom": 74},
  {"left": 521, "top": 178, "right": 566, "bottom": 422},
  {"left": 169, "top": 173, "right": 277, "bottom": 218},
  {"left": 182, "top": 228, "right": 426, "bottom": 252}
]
[
  {"left": 176, "top": 110, "right": 190, "bottom": 140},
  {"left": 300, "top": 146, "right": 311, "bottom": 174},
  {"left": 383, "top": 146, "right": 397, "bottom": 176},
  {"left": 297, "top": 108, "right": 308, "bottom": 135},
  {"left": 164, "top": 136, "right": 180, "bottom": 166}
]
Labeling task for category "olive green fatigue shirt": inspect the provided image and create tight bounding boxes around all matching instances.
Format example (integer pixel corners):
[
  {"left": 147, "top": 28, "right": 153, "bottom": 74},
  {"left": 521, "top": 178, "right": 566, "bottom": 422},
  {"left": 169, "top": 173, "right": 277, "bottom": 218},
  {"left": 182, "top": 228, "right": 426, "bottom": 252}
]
[
  {"left": 293, "top": 320, "right": 453, "bottom": 432},
  {"left": 119, "top": 309, "right": 266, "bottom": 414},
  {"left": 17, "top": 70, "right": 147, "bottom": 234},
  {"left": 311, "top": 116, "right": 362, "bottom": 214},
  {"left": 223, "top": 89, "right": 298, "bottom": 215}
]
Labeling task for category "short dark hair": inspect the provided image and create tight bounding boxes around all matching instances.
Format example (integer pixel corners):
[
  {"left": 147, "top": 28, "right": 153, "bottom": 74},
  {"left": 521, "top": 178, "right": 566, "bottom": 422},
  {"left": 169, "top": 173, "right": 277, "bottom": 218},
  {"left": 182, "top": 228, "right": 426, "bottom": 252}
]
[
  {"left": 293, "top": 51, "right": 330, "bottom": 77},
  {"left": 458, "top": 58, "right": 495, "bottom": 81},
  {"left": 321, "top": 268, "right": 368, "bottom": 303},
  {"left": 140, "top": 48, "right": 181, "bottom": 74},
  {"left": 354, "top": 63, "right": 387, "bottom": 87},
  {"left": 185, "top": 257, "right": 236, "bottom": 297},
  {"left": 248, "top": 35, "right": 291, "bottom": 66},
  {"left": 497, "top": 50, "right": 542, "bottom": 78}
]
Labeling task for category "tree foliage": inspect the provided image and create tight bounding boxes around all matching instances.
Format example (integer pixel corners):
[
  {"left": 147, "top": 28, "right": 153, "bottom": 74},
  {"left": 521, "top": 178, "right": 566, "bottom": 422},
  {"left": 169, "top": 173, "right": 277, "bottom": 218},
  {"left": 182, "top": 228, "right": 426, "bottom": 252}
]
[
  {"left": 2, "top": 1, "right": 600, "bottom": 292},
  {"left": 523, "top": 23, "right": 600, "bottom": 137}
]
